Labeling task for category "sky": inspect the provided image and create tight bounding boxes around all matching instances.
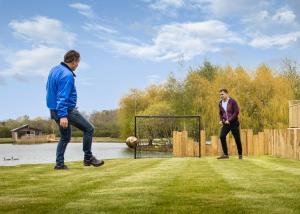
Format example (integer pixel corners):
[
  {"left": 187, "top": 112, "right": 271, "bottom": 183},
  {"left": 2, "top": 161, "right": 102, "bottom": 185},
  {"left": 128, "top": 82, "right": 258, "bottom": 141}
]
[{"left": 0, "top": 0, "right": 300, "bottom": 120}]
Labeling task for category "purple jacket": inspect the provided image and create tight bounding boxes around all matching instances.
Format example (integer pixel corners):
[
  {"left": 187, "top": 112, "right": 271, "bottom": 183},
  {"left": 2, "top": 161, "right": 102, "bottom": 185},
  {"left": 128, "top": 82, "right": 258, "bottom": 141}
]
[{"left": 219, "top": 97, "right": 239, "bottom": 123}]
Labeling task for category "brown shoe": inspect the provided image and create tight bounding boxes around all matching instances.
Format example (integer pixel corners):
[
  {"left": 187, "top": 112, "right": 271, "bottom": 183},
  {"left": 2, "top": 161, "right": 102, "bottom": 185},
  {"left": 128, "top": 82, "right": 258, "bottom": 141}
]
[
  {"left": 84, "top": 156, "right": 104, "bottom": 167},
  {"left": 217, "top": 155, "right": 229, "bottom": 159},
  {"left": 54, "top": 164, "right": 69, "bottom": 170}
]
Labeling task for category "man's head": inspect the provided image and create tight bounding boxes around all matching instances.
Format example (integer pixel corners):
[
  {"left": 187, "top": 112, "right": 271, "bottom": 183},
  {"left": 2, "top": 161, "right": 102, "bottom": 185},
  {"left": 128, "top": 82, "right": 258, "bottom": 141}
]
[
  {"left": 64, "top": 50, "right": 80, "bottom": 71},
  {"left": 219, "top": 88, "right": 229, "bottom": 101}
]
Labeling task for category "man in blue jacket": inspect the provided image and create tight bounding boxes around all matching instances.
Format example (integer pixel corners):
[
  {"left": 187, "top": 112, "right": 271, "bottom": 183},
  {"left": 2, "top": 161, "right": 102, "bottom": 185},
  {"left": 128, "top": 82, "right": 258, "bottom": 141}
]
[
  {"left": 218, "top": 88, "right": 243, "bottom": 160},
  {"left": 46, "top": 50, "right": 104, "bottom": 170}
]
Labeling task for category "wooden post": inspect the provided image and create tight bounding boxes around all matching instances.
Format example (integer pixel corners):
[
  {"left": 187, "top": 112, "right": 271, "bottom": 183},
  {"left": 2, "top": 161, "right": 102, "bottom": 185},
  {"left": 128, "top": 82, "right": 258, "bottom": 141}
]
[
  {"left": 201, "top": 130, "right": 206, "bottom": 157},
  {"left": 258, "top": 132, "right": 264, "bottom": 155},
  {"left": 194, "top": 143, "right": 199, "bottom": 157},
  {"left": 206, "top": 142, "right": 212, "bottom": 156},
  {"left": 241, "top": 129, "right": 248, "bottom": 156},
  {"left": 247, "top": 129, "right": 253, "bottom": 156},
  {"left": 263, "top": 129, "right": 269, "bottom": 155},
  {"left": 253, "top": 134, "right": 259, "bottom": 156},
  {"left": 211, "top": 136, "right": 218, "bottom": 156}
]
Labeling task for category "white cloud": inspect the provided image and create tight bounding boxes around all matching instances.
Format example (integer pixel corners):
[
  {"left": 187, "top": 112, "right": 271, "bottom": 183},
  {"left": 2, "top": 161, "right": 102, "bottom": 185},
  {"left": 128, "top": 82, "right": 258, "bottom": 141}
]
[
  {"left": 201, "top": 0, "right": 259, "bottom": 17},
  {"left": 149, "top": 0, "right": 184, "bottom": 11},
  {"left": 69, "top": 3, "right": 95, "bottom": 19},
  {"left": 250, "top": 31, "right": 300, "bottom": 49},
  {"left": 9, "top": 16, "right": 76, "bottom": 48},
  {"left": 148, "top": 0, "right": 265, "bottom": 16},
  {"left": 147, "top": 75, "right": 161, "bottom": 84},
  {"left": 3, "top": 46, "right": 65, "bottom": 78},
  {"left": 244, "top": 7, "right": 296, "bottom": 26},
  {"left": 110, "top": 20, "right": 243, "bottom": 61},
  {"left": 83, "top": 23, "right": 118, "bottom": 34},
  {"left": 272, "top": 7, "right": 296, "bottom": 24}
]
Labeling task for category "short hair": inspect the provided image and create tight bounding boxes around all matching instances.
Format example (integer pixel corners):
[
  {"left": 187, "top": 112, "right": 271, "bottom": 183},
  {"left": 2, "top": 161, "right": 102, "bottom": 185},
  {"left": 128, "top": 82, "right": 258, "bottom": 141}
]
[
  {"left": 64, "top": 50, "right": 80, "bottom": 63},
  {"left": 219, "top": 88, "right": 228, "bottom": 93}
]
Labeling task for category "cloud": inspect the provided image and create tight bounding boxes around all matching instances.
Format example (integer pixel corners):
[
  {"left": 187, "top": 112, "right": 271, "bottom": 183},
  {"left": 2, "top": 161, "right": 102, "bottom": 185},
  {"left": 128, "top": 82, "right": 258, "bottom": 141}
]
[
  {"left": 249, "top": 31, "right": 300, "bottom": 49},
  {"left": 69, "top": 3, "right": 95, "bottom": 19},
  {"left": 9, "top": 16, "right": 76, "bottom": 48},
  {"left": 110, "top": 20, "right": 243, "bottom": 61},
  {"left": 146, "top": 0, "right": 266, "bottom": 17},
  {"left": 243, "top": 7, "right": 296, "bottom": 27},
  {"left": 200, "top": 0, "right": 261, "bottom": 17},
  {"left": 149, "top": 0, "right": 185, "bottom": 11},
  {"left": 83, "top": 23, "right": 118, "bottom": 34},
  {"left": 272, "top": 7, "right": 296, "bottom": 24},
  {"left": 3, "top": 46, "right": 65, "bottom": 78},
  {"left": 146, "top": 75, "right": 161, "bottom": 84}
]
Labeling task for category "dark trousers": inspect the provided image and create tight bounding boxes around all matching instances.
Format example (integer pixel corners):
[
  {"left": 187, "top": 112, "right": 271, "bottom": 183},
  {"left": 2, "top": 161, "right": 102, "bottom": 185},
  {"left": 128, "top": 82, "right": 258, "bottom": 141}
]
[
  {"left": 219, "top": 120, "right": 242, "bottom": 156},
  {"left": 51, "top": 108, "right": 94, "bottom": 165}
]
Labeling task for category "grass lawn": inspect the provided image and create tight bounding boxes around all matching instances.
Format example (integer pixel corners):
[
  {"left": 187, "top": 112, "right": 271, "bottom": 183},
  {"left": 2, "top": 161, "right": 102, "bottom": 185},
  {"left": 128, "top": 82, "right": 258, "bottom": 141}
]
[
  {"left": 1, "top": 156, "right": 300, "bottom": 213},
  {"left": 0, "top": 138, "right": 14, "bottom": 144}
]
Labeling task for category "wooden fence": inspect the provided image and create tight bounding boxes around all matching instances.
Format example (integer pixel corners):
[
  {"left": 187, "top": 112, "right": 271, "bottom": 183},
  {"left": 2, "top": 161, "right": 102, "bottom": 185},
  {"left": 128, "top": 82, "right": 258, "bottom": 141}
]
[
  {"left": 15, "top": 134, "right": 57, "bottom": 144},
  {"left": 173, "top": 129, "right": 300, "bottom": 160},
  {"left": 289, "top": 100, "right": 300, "bottom": 128}
]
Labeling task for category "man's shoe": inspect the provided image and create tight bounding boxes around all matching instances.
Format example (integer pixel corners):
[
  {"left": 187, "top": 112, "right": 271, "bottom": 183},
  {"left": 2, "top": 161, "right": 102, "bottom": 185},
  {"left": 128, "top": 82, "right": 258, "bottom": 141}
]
[
  {"left": 217, "top": 155, "right": 229, "bottom": 159},
  {"left": 54, "top": 164, "right": 68, "bottom": 170},
  {"left": 239, "top": 155, "right": 243, "bottom": 160},
  {"left": 84, "top": 156, "right": 104, "bottom": 167}
]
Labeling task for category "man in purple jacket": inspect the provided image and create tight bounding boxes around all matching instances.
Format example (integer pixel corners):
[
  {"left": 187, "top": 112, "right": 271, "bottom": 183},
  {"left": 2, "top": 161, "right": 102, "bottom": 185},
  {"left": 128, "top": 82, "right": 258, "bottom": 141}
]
[{"left": 218, "top": 89, "right": 242, "bottom": 159}]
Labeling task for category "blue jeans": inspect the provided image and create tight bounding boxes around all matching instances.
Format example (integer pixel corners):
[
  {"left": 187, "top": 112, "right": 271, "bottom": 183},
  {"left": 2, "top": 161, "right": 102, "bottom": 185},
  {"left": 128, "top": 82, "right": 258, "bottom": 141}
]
[{"left": 50, "top": 108, "right": 94, "bottom": 165}]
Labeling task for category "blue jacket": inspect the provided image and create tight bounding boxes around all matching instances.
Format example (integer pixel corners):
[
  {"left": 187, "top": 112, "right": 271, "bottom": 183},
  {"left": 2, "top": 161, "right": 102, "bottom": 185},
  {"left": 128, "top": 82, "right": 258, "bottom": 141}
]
[{"left": 46, "top": 62, "right": 77, "bottom": 118}]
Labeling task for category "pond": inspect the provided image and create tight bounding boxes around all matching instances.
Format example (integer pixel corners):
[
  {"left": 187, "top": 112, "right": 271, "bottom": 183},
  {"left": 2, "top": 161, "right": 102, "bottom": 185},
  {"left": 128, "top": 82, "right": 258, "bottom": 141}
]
[{"left": 0, "top": 142, "right": 133, "bottom": 166}]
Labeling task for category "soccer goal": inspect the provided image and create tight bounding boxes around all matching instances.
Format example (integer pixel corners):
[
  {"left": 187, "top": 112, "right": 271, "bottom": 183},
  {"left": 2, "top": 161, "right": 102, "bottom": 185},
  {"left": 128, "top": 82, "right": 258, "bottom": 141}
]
[{"left": 134, "top": 115, "right": 201, "bottom": 159}]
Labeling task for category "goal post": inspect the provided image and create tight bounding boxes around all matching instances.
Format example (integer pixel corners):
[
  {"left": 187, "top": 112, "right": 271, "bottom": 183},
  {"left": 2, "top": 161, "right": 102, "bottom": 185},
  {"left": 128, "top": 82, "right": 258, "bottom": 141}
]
[{"left": 134, "top": 115, "right": 201, "bottom": 159}]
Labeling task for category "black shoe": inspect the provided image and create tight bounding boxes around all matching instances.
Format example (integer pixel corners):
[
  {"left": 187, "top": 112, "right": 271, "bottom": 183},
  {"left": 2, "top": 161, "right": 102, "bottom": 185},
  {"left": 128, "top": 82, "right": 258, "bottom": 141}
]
[
  {"left": 217, "top": 155, "right": 229, "bottom": 159},
  {"left": 54, "top": 164, "right": 68, "bottom": 170},
  {"left": 239, "top": 155, "right": 243, "bottom": 160},
  {"left": 84, "top": 156, "right": 104, "bottom": 167}
]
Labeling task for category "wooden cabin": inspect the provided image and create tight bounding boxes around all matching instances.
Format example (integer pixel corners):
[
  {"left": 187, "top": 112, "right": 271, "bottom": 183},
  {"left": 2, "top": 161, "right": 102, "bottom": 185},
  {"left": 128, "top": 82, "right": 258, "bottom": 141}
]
[{"left": 10, "top": 124, "right": 42, "bottom": 141}]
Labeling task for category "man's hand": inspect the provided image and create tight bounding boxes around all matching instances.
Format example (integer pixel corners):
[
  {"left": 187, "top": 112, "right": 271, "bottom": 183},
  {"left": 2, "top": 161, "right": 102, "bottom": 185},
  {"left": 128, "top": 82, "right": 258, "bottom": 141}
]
[
  {"left": 60, "top": 117, "right": 68, "bottom": 128},
  {"left": 219, "top": 121, "right": 223, "bottom": 125},
  {"left": 225, "top": 120, "right": 230, "bottom": 124}
]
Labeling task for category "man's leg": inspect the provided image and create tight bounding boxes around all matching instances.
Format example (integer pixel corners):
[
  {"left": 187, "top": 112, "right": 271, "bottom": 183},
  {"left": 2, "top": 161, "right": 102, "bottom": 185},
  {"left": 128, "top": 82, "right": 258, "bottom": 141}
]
[
  {"left": 230, "top": 121, "right": 243, "bottom": 156},
  {"left": 219, "top": 124, "right": 231, "bottom": 156},
  {"left": 56, "top": 123, "right": 71, "bottom": 166},
  {"left": 68, "top": 109, "right": 94, "bottom": 160}
]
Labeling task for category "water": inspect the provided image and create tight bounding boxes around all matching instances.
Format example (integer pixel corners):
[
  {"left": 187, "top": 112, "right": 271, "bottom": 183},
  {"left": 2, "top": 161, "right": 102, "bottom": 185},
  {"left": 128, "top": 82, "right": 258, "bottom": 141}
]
[{"left": 0, "top": 142, "right": 133, "bottom": 166}]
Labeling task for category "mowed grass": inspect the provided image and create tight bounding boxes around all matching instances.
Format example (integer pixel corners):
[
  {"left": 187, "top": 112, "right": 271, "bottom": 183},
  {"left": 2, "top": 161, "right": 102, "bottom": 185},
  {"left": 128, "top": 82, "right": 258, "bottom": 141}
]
[{"left": 1, "top": 156, "right": 300, "bottom": 214}]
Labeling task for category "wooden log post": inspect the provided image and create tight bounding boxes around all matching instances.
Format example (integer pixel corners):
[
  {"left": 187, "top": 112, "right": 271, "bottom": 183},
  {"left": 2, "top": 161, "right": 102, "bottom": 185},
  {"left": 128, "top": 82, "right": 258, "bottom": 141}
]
[
  {"left": 211, "top": 136, "right": 219, "bottom": 156},
  {"left": 172, "top": 131, "right": 177, "bottom": 157},
  {"left": 258, "top": 132, "right": 264, "bottom": 156},
  {"left": 200, "top": 130, "right": 206, "bottom": 157},
  {"left": 241, "top": 129, "right": 248, "bottom": 156},
  {"left": 253, "top": 134, "right": 258, "bottom": 156},
  {"left": 247, "top": 129, "right": 253, "bottom": 156}
]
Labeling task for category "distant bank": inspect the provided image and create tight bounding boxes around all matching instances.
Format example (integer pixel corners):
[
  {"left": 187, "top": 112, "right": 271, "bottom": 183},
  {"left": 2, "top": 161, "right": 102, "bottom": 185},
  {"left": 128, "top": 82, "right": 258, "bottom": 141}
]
[{"left": 0, "top": 137, "right": 124, "bottom": 144}]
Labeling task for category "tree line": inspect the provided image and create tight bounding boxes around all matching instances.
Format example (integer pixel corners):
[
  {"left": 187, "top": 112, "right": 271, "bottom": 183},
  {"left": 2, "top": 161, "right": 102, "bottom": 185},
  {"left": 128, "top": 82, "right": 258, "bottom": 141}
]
[
  {"left": 1, "top": 59, "right": 299, "bottom": 139},
  {"left": 118, "top": 59, "right": 300, "bottom": 138},
  {"left": 0, "top": 110, "right": 119, "bottom": 138}
]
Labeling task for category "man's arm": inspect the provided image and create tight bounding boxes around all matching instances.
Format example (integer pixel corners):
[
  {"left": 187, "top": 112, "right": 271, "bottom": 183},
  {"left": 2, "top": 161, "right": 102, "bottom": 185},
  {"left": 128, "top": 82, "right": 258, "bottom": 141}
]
[
  {"left": 219, "top": 102, "right": 224, "bottom": 124},
  {"left": 228, "top": 100, "right": 239, "bottom": 122},
  {"left": 56, "top": 75, "right": 74, "bottom": 128}
]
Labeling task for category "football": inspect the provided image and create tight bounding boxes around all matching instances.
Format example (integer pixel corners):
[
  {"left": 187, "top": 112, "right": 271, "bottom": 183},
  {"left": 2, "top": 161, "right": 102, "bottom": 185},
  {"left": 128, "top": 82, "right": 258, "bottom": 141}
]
[{"left": 126, "top": 136, "right": 138, "bottom": 148}]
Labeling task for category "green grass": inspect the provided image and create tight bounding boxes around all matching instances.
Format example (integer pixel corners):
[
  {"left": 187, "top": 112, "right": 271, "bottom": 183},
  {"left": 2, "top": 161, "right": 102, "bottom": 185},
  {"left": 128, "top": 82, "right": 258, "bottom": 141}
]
[
  {"left": 1, "top": 156, "right": 300, "bottom": 213},
  {"left": 0, "top": 138, "right": 14, "bottom": 144}
]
